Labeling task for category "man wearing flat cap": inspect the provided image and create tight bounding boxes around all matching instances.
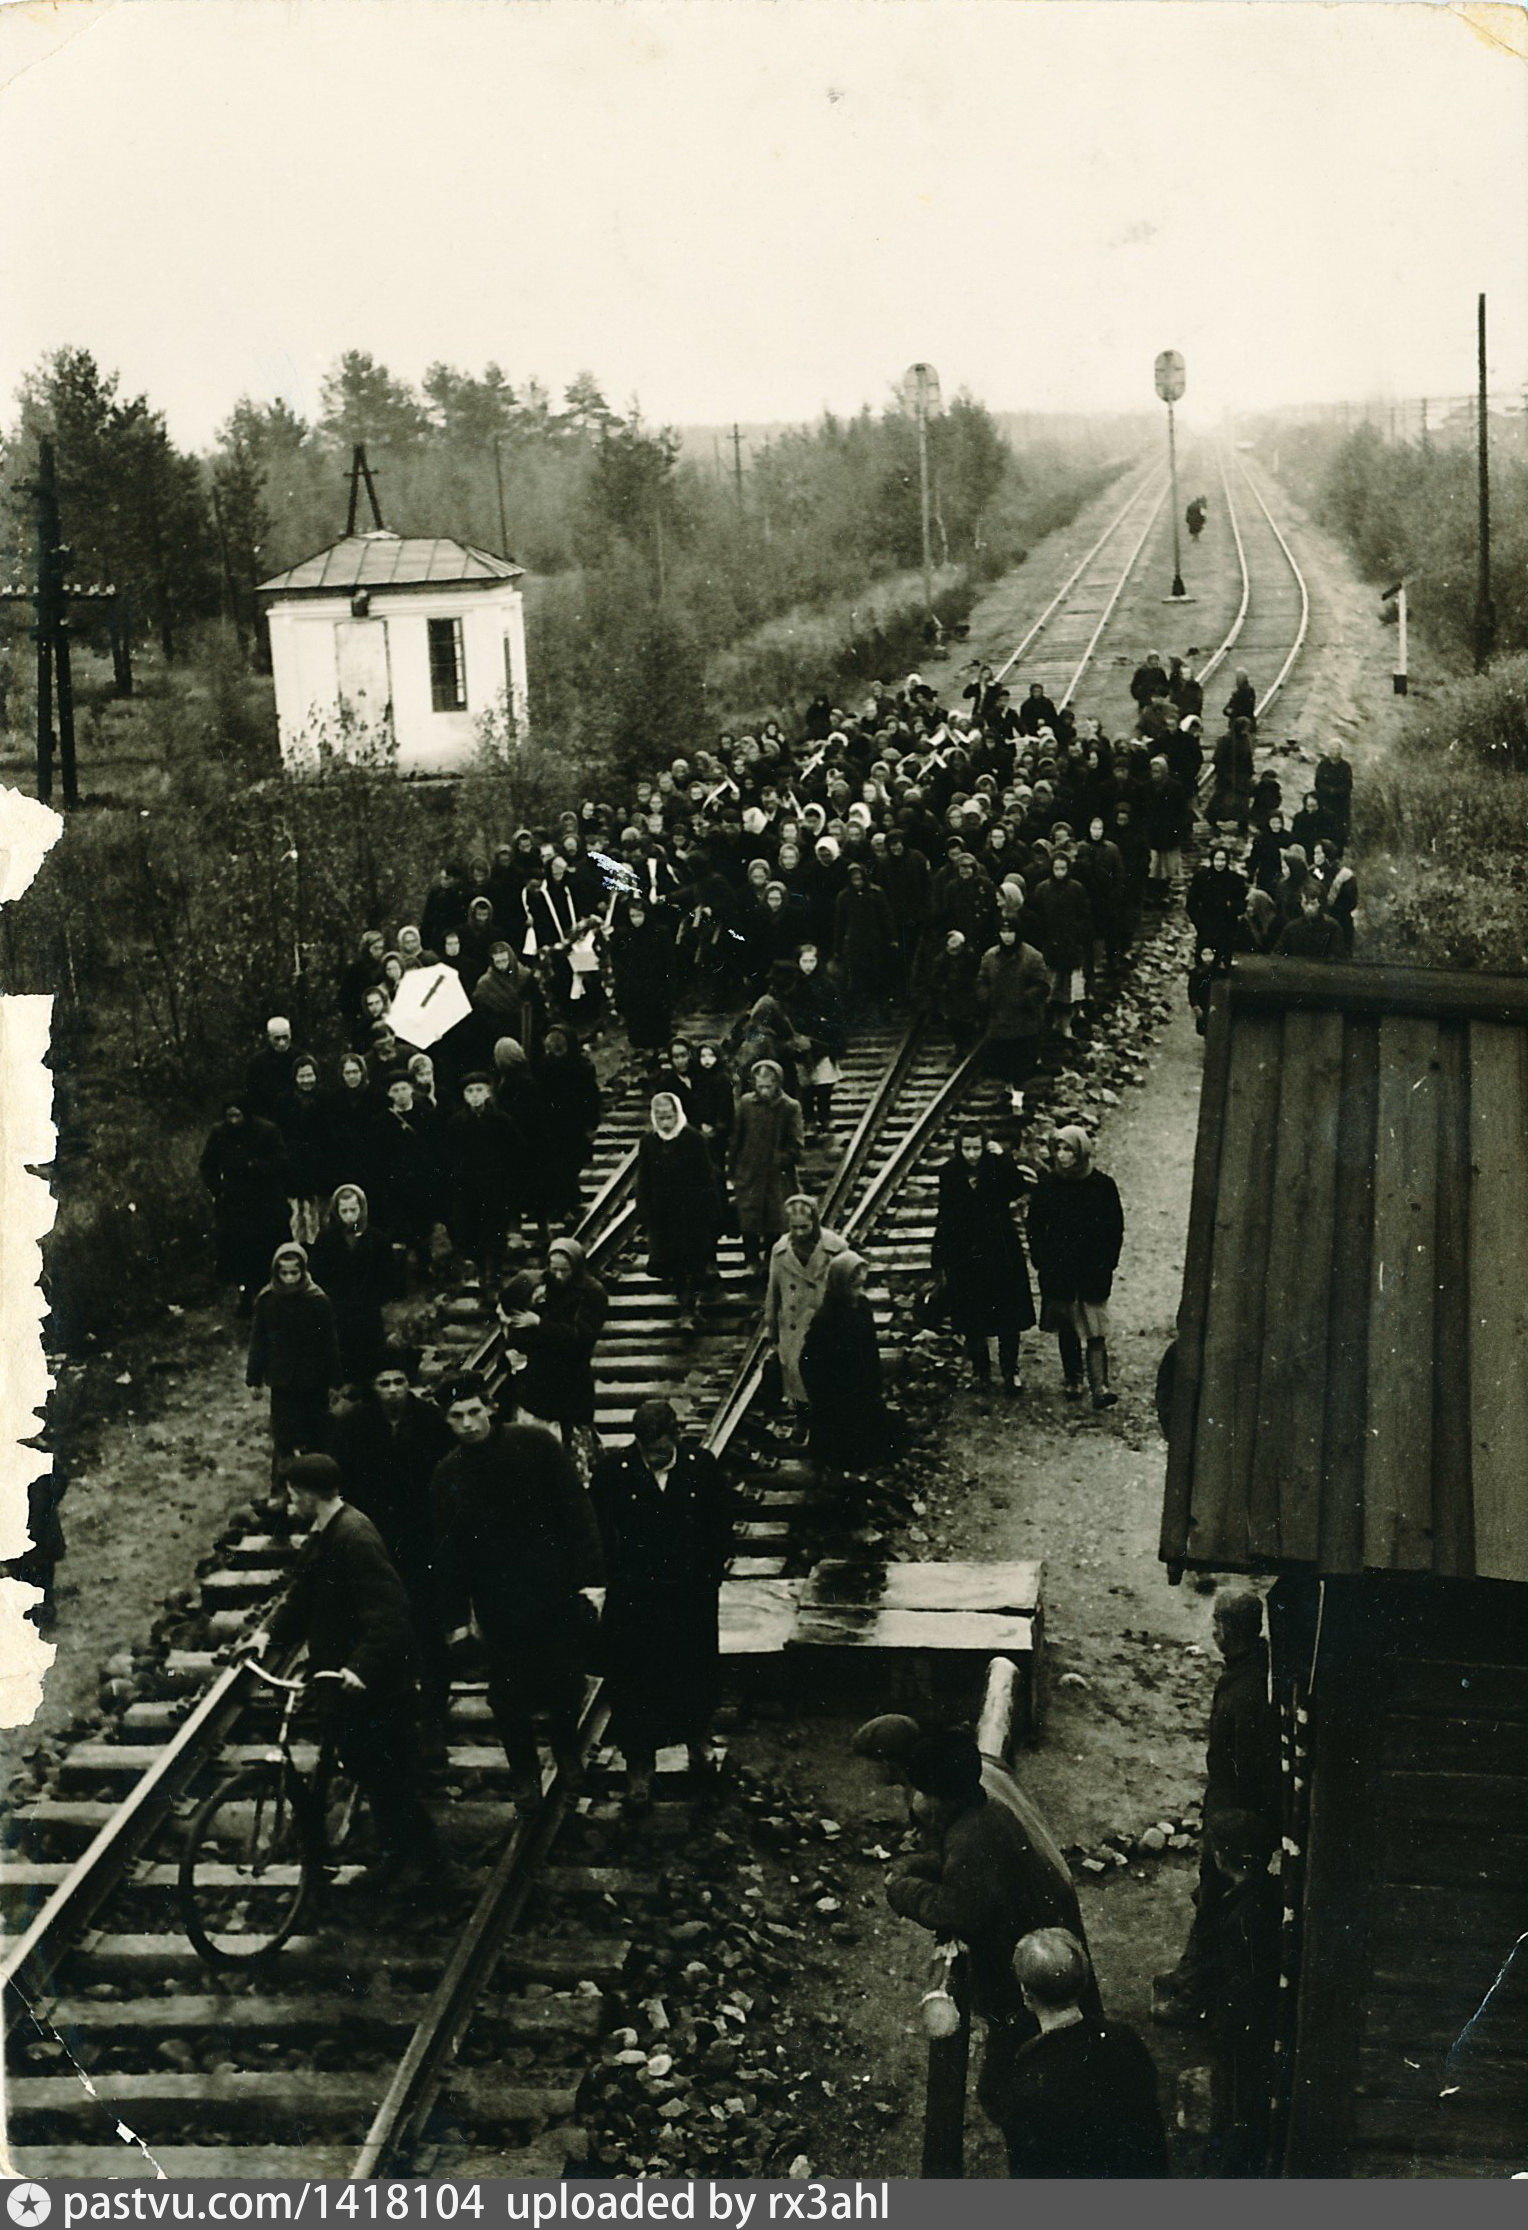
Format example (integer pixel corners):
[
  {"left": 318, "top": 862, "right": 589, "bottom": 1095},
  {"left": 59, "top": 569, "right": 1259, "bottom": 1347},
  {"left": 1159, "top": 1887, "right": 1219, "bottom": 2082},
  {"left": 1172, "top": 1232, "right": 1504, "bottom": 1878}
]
[{"left": 249, "top": 1452, "right": 439, "bottom": 1891}]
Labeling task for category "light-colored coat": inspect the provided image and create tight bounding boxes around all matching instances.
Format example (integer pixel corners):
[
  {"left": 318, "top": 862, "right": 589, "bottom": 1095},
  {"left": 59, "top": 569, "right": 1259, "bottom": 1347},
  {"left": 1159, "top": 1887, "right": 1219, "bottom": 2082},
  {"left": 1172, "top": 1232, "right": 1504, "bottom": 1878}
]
[{"left": 765, "top": 1227, "right": 849, "bottom": 1403}]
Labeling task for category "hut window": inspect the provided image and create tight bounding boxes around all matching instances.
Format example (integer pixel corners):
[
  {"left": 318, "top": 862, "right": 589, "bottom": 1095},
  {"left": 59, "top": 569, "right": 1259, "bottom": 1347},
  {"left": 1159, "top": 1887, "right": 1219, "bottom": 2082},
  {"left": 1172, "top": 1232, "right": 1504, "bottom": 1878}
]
[{"left": 428, "top": 617, "right": 467, "bottom": 711}]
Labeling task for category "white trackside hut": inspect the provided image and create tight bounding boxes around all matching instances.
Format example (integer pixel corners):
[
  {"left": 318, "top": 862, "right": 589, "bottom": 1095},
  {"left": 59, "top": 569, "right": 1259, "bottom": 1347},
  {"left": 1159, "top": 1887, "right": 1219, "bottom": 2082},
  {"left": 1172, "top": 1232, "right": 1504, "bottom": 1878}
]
[{"left": 258, "top": 529, "right": 529, "bottom": 776}]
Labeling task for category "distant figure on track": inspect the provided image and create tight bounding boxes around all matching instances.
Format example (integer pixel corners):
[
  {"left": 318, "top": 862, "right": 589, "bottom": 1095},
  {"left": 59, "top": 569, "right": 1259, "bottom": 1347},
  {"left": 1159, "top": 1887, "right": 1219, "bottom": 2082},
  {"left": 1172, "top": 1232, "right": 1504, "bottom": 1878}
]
[
  {"left": 1186, "top": 494, "right": 1208, "bottom": 543},
  {"left": 931, "top": 1129, "right": 1036, "bottom": 1395}
]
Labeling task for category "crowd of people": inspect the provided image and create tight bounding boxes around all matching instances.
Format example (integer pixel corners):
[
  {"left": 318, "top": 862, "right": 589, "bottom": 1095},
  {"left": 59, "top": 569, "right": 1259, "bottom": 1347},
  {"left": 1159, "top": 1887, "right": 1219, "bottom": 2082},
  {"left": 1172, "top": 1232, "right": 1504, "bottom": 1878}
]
[{"left": 189, "top": 646, "right": 1351, "bottom": 2174}]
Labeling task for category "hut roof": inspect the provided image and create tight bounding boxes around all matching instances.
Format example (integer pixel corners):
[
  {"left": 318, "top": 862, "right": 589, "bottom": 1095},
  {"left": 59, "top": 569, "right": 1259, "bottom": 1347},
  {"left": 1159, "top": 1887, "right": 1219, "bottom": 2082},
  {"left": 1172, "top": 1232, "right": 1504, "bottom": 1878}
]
[
  {"left": 257, "top": 530, "right": 522, "bottom": 597},
  {"left": 1161, "top": 957, "right": 1528, "bottom": 1582}
]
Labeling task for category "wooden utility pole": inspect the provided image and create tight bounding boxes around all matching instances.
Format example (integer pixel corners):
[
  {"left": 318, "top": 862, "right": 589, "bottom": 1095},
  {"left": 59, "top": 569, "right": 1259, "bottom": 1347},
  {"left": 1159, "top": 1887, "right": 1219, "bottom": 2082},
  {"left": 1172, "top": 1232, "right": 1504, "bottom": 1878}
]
[
  {"left": 1, "top": 440, "right": 125, "bottom": 804},
  {"left": 730, "top": 423, "right": 745, "bottom": 516},
  {"left": 1475, "top": 294, "right": 1496, "bottom": 670},
  {"left": 491, "top": 435, "right": 510, "bottom": 554}
]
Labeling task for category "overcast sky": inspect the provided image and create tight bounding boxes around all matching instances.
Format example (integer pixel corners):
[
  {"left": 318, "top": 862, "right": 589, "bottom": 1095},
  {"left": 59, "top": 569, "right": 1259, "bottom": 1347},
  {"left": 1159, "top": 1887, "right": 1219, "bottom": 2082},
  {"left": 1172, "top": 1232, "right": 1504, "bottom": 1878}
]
[{"left": 0, "top": 0, "right": 1523, "bottom": 449}]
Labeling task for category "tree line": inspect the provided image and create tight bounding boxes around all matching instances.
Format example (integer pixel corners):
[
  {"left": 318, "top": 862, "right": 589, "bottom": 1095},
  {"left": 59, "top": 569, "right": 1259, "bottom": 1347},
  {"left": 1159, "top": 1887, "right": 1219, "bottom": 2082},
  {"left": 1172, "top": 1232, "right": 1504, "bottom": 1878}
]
[{"left": 0, "top": 345, "right": 1111, "bottom": 774}]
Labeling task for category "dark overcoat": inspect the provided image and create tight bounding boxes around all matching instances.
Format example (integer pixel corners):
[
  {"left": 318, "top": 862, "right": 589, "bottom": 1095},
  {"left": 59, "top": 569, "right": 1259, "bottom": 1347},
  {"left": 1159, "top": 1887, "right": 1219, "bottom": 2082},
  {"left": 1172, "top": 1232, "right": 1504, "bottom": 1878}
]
[
  {"left": 589, "top": 1444, "right": 734, "bottom": 1750},
  {"left": 636, "top": 1126, "right": 722, "bottom": 1280},
  {"left": 432, "top": 1423, "right": 602, "bottom": 1707},
  {"left": 932, "top": 1155, "right": 1037, "bottom": 1336},
  {"left": 266, "top": 1503, "right": 418, "bottom": 1700},
  {"left": 199, "top": 1115, "right": 290, "bottom": 1290},
  {"left": 1027, "top": 1169, "right": 1124, "bottom": 1309},
  {"left": 728, "top": 1091, "right": 805, "bottom": 1236},
  {"left": 799, "top": 1297, "right": 900, "bottom": 1470}
]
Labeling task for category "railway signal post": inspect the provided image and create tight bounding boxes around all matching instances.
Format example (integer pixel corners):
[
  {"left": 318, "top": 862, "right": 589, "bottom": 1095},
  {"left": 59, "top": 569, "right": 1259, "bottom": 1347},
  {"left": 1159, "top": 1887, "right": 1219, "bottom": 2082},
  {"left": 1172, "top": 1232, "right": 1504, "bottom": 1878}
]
[
  {"left": 903, "top": 361, "right": 941, "bottom": 619},
  {"left": 1154, "top": 349, "right": 1191, "bottom": 602}
]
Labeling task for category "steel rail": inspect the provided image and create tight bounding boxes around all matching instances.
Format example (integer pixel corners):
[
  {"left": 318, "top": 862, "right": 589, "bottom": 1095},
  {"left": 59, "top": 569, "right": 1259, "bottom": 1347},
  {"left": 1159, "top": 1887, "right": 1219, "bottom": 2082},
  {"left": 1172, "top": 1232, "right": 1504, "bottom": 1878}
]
[
  {"left": 1056, "top": 479, "right": 1170, "bottom": 711},
  {"left": 1236, "top": 456, "right": 1312, "bottom": 715},
  {"left": 990, "top": 466, "right": 1166, "bottom": 688},
  {"left": 0, "top": 1647, "right": 301, "bottom": 2025},
  {"left": 1194, "top": 445, "right": 1253, "bottom": 688}
]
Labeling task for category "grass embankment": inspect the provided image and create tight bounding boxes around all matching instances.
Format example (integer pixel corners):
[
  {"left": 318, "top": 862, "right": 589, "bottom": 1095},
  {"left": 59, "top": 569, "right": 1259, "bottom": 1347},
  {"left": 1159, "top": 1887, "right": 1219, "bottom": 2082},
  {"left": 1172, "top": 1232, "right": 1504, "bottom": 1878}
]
[{"left": 1353, "top": 662, "right": 1526, "bottom": 974}]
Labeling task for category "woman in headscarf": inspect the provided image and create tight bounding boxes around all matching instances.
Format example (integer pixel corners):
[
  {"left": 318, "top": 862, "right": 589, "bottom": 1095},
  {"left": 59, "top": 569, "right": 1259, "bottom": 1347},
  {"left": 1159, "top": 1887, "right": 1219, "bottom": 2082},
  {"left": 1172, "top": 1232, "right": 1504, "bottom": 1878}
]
[
  {"left": 470, "top": 939, "right": 532, "bottom": 1070},
  {"left": 309, "top": 1184, "right": 397, "bottom": 1384},
  {"left": 765, "top": 1195, "right": 848, "bottom": 1424},
  {"left": 1028, "top": 851, "right": 1094, "bottom": 1040},
  {"left": 325, "top": 1054, "right": 380, "bottom": 1200},
  {"left": 1290, "top": 789, "right": 1336, "bottom": 858},
  {"left": 635, "top": 1091, "right": 722, "bottom": 1328},
  {"left": 976, "top": 923, "right": 1051, "bottom": 1102},
  {"left": 406, "top": 1052, "right": 439, "bottom": 1108},
  {"left": 1232, "top": 885, "right": 1279, "bottom": 957},
  {"left": 459, "top": 893, "right": 499, "bottom": 982},
  {"left": 799, "top": 1252, "right": 901, "bottom": 1476},
  {"left": 728, "top": 1058, "right": 806, "bottom": 1276},
  {"left": 789, "top": 943, "right": 849, "bottom": 1136},
  {"left": 1026, "top": 1127, "right": 1125, "bottom": 1411},
  {"left": 609, "top": 898, "right": 678, "bottom": 1062},
  {"left": 493, "top": 1037, "right": 554, "bottom": 1246},
  {"left": 1311, "top": 838, "right": 1358, "bottom": 954},
  {"left": 1187, "top": 943, "right": 1234, "bottom": 1036},
  {"left": 534, "top": 1023, "right": 603, "bottom": 1222},
  {"left": 245, "top": 1242, "right": 341, "bottom": 1481},
  {"left": 275, "top": 1053, "right": 328, "bottom": 1247},
  {"left": 932, "top": 1128, "right": 1037, "bottom": 1394},
  {"left": 1273, "top": 844, "right": 1312, "bottom": 928},
  {"left": 833, "top": 860, "right": 899, "bottom": 1026},
  {"left": 1247, "top": 810, "right": 1290, "bottom": 897},
  {"left": 395, "top": 924, "right": 431, "bottom": 971},
  {"left": 199, "top": 1095, "right": 291, "bottom": 1318},
  {"left": 497, "top": 1236, "right": 609, "bottom": 1449},
  {"left": 1186, "top": 844, "right": 1248, "bottom": 961}
]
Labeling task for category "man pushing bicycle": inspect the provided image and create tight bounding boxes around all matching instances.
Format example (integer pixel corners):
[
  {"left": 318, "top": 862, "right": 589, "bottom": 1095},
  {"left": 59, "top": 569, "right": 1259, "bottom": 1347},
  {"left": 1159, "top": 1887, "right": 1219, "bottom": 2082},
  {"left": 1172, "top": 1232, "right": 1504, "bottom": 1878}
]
[{"left": 246, "top": 1451, "right": 442, "bottom": 1897}]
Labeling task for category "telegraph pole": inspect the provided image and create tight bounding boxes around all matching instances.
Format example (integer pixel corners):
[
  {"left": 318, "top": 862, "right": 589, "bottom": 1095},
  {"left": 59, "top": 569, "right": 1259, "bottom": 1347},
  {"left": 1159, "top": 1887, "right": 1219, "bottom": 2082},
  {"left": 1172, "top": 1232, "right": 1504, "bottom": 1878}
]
[
  {"left": 731, "top": 423, "right": 745, "bottom": 516},
  {"left": 1475, "top": 293, "right": 1495, "bottom": 670},
  {"left": 491, "top": 435, "right": 510, "bottom": 555},
  {"left": 903, "top": 363, "right": 941, "bottom": 616}
]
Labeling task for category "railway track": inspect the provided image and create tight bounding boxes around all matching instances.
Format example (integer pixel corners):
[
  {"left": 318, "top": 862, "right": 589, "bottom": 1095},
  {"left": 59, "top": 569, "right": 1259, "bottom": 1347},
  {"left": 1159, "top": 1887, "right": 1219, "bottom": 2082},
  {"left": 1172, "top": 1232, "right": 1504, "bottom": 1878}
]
[
  {"left": 3, "top": 457, "right": 1315, "bottom": 2181},
  {"left": 1, "top": 1019, "right": 983, "bottom": 2181}
]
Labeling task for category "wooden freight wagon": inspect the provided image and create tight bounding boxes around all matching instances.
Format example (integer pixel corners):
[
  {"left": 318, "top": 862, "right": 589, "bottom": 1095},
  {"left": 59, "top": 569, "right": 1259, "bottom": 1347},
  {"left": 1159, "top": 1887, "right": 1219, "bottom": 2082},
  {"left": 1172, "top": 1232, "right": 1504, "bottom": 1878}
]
[{"left": 1160, "top": 958, "right": 1527, "bottom": 2178}]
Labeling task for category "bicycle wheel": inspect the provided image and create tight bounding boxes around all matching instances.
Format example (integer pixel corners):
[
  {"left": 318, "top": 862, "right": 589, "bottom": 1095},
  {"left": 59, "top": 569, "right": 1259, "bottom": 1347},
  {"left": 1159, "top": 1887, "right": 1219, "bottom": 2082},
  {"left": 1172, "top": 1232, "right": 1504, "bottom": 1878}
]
[{"left": 179, "top": 1761, "right": 319, "bottom": 1965}]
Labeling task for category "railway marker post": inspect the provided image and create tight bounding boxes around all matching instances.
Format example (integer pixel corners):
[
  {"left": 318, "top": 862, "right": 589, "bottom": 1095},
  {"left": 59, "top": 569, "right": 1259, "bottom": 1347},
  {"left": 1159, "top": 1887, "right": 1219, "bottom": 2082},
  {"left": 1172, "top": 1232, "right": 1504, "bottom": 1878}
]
[{"left": 1154, "top": 350, "right": 1193, "bottom": 603}]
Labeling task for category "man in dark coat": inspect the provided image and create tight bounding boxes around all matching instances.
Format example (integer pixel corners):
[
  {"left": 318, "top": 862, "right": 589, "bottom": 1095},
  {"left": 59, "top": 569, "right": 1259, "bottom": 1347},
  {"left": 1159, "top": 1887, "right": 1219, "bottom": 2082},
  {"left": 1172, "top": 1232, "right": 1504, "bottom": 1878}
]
[
  {"left": 931, "top": 1133, "right": 1036, "bottom": 1392},
  {"left": 881, "top": 1731, "right": 1095, "bottom": 2144},
  {"left": 251, "top": 1452, "right": 439, "bottom": 1890},
  {"left": 1274, "top": 880, "right": 1346, "bottom": 960},
  {"left": 200, "top": 1096, "right": 291, "bottom": 1314},
  {"left": 431, "top": 1374, "right": 603, "bottom": 1811},
  {"left": 1155, "top": 1589, "right": 1281, "bottom": 2025},
  {"left": 244, "top": 1016, "right": 297, "bottom": 1123},
  {"left": 442, "top": 1072, "right": 520, "bottom": 1287},
  {"left": 589, "top": 1399, "right": 734, "bottom": 1808},
  {"left": 332, "top": 1345, "right": 455, "bottom": 1763},
  {"left": 989, "top": 1929, "right": 1168, "bottom": 2178},
  {"left": 1313, "top": 740, "right": 1354, "bottom": 846}
]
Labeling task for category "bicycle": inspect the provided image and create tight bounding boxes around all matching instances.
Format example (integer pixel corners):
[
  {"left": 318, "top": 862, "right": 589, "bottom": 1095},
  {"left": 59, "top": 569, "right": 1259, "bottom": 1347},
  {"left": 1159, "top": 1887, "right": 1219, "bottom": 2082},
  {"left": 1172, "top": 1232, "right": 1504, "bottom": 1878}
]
[{"left": 178, "top": 1660, "right": 363, "bottom": 1966}]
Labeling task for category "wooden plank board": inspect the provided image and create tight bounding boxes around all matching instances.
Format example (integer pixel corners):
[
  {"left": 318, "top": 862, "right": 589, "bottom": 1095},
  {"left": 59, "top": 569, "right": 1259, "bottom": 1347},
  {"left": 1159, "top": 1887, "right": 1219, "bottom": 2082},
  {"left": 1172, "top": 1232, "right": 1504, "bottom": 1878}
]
[
  {"left": 1364, "top": 1015, "right": 1443, "bottom": 1570},
  {"left": 1248, "top": 1009, "right": 1344, "bottom": 1560},
  {"left": 1160, "top": 978, "right": 1236, "bottom": 1566},
  {"left": 1466, "top": 1020, "right": 1528, "bottom": 1581},
  {"left": 1188, "top": 1010, "right": 1284, "bottom": 1565},
  {"left": 801, "top": 1559, "right": 1042, "bottom": 1613},
  {"left": 1319, "top": 1017, "right": 1379, "bottom": 1571},
  {"left": 1430, "top": 1023, "right": 1475, "bottom": 1574},
  {"left": 1229, "top": 958, "right": 1528, "bottom": 1027}
]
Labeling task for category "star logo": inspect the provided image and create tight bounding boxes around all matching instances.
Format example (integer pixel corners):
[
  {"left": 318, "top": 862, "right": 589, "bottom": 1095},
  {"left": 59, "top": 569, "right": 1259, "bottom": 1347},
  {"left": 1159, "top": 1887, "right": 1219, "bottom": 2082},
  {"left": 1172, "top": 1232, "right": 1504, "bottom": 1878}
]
[{"left": 7, "top": 2188, "right": 51, "bottom": 2227}]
